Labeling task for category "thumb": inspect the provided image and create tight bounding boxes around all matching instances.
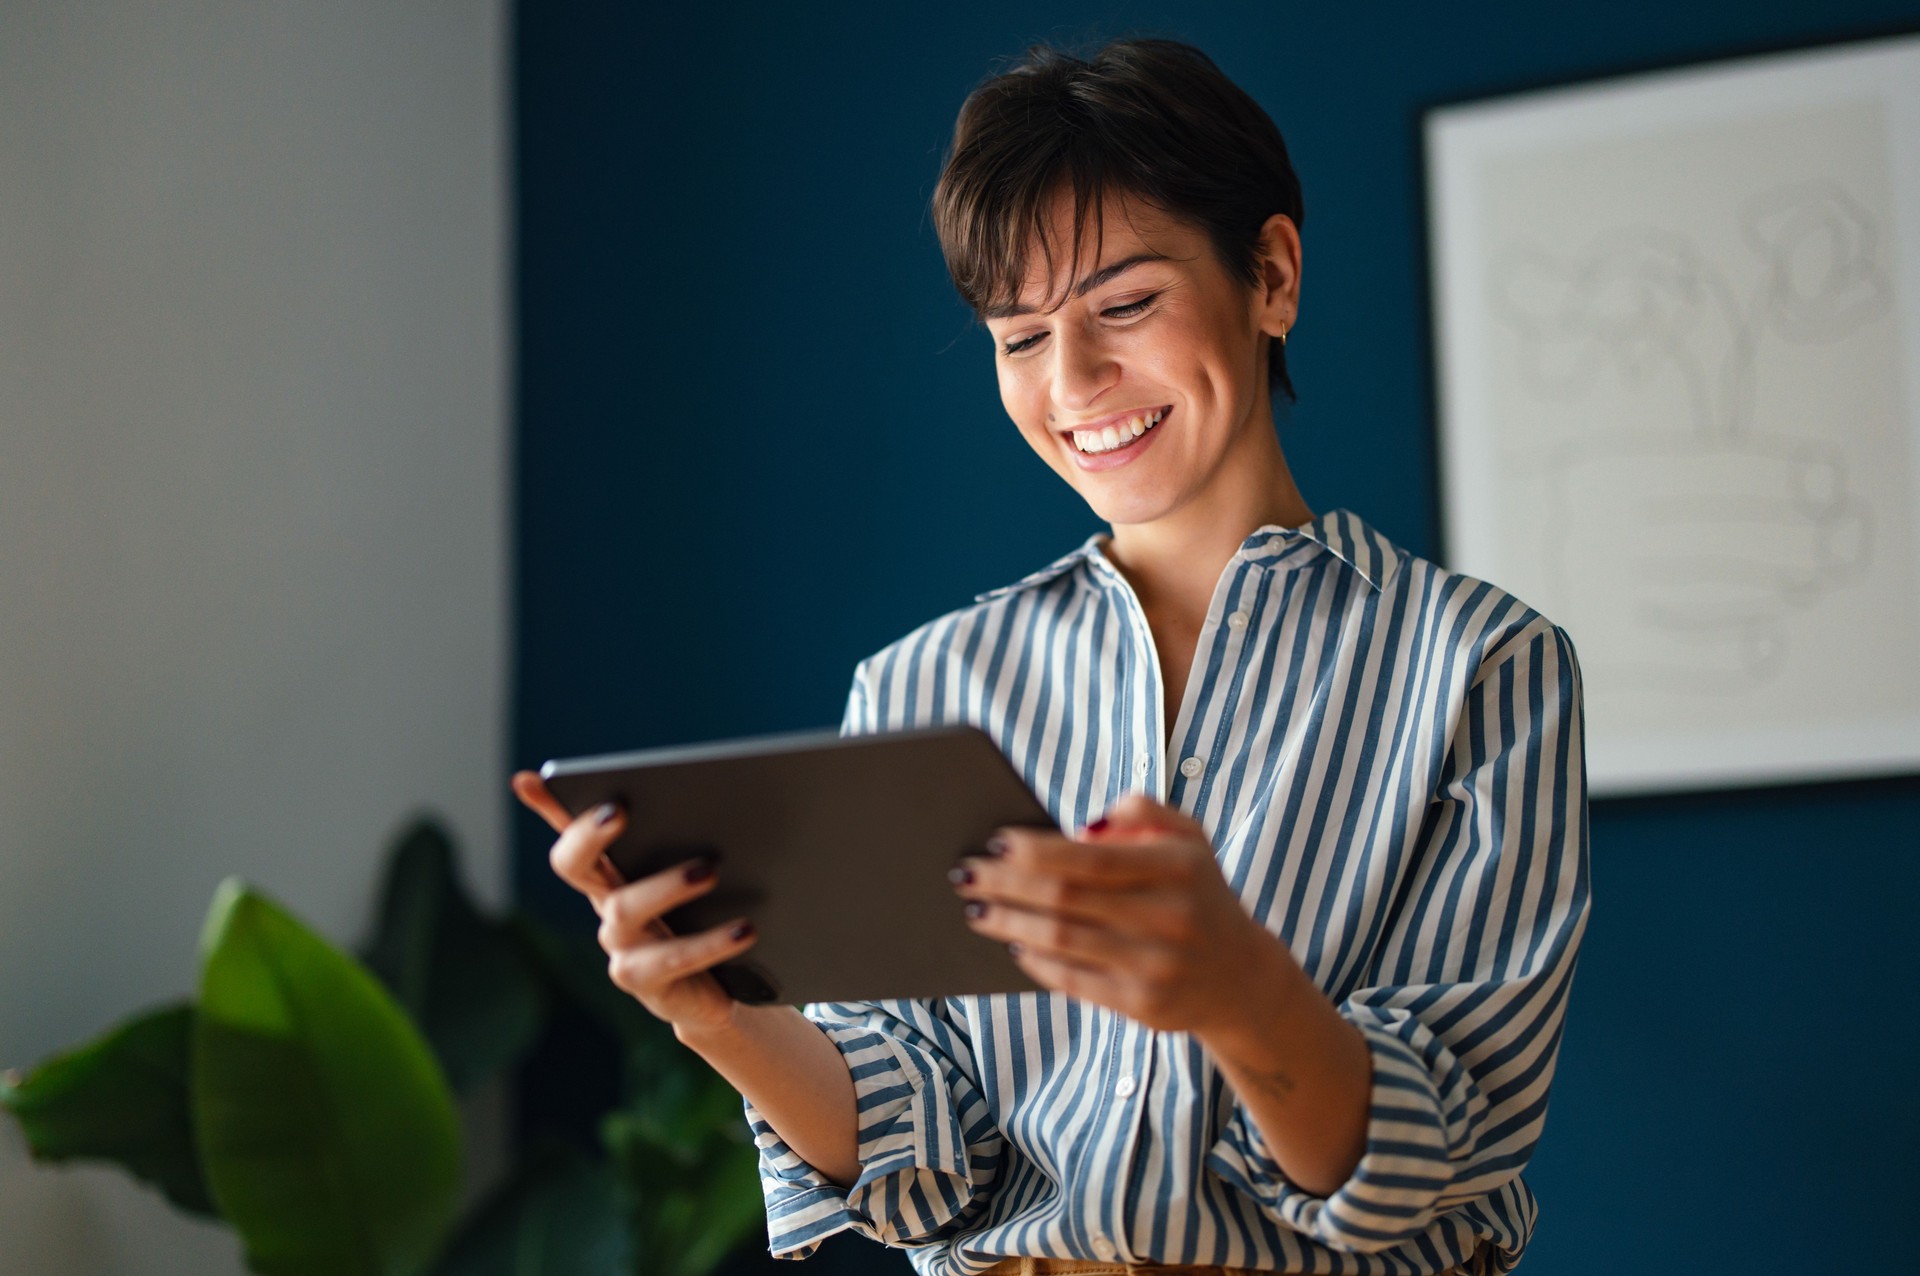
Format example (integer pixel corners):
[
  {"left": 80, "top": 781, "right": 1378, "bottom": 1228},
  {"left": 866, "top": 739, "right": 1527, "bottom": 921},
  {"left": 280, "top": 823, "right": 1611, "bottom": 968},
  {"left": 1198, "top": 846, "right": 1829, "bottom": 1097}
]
[{"left": 1086, "top": 791, "right": 1202, "bottom": 838}]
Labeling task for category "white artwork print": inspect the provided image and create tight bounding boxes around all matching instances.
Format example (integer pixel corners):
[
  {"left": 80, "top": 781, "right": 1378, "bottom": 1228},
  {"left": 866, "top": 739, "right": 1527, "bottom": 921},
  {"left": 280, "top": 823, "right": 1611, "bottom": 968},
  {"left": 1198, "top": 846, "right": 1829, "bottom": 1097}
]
[{"left": 1426, "top": 34, "right": 1920, "bottom": 795}]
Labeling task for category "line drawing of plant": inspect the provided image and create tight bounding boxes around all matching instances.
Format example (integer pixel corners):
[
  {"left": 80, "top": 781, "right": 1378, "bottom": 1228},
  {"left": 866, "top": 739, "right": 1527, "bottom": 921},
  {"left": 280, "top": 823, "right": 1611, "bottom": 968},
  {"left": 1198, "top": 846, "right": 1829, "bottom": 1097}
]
[{"left": 1484, "top": 177, "right": 1891, "bottom": 694}]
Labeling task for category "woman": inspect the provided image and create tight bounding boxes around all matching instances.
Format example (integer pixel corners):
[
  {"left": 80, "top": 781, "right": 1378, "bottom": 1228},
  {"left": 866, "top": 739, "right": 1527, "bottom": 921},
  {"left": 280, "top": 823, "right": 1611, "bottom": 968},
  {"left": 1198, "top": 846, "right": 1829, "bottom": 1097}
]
[{"left": 515, "top": 35, "right": 1590, "bottom": 1276}]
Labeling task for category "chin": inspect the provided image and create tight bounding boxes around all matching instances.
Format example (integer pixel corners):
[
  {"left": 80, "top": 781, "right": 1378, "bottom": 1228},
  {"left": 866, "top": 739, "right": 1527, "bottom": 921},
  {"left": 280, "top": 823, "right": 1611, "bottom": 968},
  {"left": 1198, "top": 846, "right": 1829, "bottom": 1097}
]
[{"left": 1075, "top": 486, "right": 1177, "bottom": 528}]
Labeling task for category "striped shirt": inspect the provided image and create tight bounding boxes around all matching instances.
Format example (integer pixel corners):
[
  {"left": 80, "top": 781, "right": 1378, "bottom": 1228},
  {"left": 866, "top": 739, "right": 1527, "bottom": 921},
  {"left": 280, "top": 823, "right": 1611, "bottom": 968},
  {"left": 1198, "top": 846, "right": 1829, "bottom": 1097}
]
[{"left": 742, "top": 507, "right": 1592, "bottom": 1276}]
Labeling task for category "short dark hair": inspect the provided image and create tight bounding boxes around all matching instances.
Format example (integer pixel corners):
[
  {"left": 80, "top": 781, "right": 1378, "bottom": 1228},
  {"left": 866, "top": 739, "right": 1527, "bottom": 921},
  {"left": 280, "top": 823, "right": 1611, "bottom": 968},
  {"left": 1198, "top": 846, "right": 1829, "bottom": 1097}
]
[{"left": 931, "top": 36, "right": 1306, "bottom": 404}]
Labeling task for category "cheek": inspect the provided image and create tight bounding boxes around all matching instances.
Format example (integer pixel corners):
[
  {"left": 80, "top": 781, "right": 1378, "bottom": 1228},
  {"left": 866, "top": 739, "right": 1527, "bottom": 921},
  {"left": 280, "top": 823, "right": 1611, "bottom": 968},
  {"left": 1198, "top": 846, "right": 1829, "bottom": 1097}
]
[
  {"left": 999, "top": 374, "right": 1047, "bottom": 435},
  {"left": 997, "top": 369, "right": 1026, "bottom": 417}
]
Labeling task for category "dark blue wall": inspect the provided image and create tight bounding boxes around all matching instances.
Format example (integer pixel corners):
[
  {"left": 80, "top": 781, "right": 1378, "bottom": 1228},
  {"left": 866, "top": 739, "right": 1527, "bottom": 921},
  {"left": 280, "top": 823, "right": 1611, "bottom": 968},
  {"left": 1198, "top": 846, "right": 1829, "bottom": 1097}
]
[{"left": 513, "top": 4, "right": 1920, "bottom": 1272}]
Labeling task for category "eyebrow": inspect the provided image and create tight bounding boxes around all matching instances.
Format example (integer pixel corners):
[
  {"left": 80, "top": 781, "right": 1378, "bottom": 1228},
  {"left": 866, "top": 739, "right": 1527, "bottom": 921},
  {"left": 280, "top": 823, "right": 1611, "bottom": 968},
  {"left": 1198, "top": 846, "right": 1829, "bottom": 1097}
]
[{"left": 982, "top": 252, "right": 1171, "bottom": 319}]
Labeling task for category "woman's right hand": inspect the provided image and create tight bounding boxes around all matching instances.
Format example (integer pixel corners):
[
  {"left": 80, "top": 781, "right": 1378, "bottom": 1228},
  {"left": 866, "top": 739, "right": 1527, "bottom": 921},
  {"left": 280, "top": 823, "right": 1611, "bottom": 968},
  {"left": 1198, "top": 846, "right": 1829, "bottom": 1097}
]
[{"left": 511, "top": 770, "right": 756, "bottom": 1040}]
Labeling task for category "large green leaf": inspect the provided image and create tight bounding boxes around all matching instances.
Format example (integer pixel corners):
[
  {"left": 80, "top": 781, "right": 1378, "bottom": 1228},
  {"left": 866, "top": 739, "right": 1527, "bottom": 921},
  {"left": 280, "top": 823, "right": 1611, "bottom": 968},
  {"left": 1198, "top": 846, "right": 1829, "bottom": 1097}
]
[
  {"left": 193, "top": 877, "right": 463, "bottom": 1275},
  {"left": 0, "top": 1002, "right": 216, "bottom": 1216},
  {"left": 429, "top": 1140, "right": 629, "bottom": 1276},
  {"left": 361, "top": 818, "right": 548, "bottom": 1093}
]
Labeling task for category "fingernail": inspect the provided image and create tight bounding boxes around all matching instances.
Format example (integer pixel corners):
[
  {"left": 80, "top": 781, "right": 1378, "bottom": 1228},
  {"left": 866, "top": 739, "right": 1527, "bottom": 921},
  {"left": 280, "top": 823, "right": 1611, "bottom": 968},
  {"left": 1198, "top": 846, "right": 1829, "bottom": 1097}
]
[
  {"left": 948, "top": 865, "right": 975, "bottom": 886},
  {"left": 594, "top": 801, "right": 623, "bottom": 826},
  {"left": 1085, "top": 816, "right": 1110, "bottom": 833},
  {"left": 984, "top": 835, "right": 1009, "bottom": 858},
  {"left": 685, "top": 859, "right": 715, "bottom": 884},
  {"left": 963, "top": 901, "right": 988, "bottom": 920},
  {"left": 729, "top": 920, "right": 754, "bottom": 941},
  {"left": 1007, "top": 941, "right": 1024, "bottom": 956}
]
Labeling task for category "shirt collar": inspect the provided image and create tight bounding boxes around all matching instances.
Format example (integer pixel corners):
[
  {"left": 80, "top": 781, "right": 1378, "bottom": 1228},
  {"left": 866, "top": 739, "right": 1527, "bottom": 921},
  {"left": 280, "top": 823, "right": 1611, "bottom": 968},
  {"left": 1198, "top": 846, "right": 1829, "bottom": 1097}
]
[{"left": 972, "top": 507, "right": 1400, "bottom": 604}]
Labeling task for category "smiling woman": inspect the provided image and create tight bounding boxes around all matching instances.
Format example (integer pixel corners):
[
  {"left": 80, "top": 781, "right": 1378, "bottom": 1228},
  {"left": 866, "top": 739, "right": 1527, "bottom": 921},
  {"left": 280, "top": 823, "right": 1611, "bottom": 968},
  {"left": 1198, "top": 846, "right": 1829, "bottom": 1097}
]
[
  {"left": 514, "top": 32, "right": 1591, "bottom": 1276},
  {"left": 966, "top": 188, "right": 1311, "bottom": 663}
]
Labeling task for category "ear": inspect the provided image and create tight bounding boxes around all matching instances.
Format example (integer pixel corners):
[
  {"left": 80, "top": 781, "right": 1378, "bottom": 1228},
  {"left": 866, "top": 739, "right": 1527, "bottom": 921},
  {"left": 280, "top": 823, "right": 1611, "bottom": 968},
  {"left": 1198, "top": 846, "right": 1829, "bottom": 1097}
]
[{"left": 1250, "top": 212, "right": 1301, "bottom": 341}]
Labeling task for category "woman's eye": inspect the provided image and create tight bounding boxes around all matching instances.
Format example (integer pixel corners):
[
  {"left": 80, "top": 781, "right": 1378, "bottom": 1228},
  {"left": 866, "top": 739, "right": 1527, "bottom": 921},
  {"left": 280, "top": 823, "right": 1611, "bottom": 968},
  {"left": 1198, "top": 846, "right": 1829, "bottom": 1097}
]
[
  {"left": 1103, "top": 293, "right": 1157, "bottom": 318},
  {"left": 999, "top": 294, "right": 1159, "bottom": 356}
]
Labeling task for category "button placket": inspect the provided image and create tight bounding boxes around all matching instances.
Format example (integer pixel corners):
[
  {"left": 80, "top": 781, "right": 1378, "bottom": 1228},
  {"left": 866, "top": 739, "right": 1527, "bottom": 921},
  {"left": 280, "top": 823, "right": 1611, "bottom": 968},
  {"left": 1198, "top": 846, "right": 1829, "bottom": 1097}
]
[{"left": 1102, "top": 1022, "right": 1156, "bottom": 1264}]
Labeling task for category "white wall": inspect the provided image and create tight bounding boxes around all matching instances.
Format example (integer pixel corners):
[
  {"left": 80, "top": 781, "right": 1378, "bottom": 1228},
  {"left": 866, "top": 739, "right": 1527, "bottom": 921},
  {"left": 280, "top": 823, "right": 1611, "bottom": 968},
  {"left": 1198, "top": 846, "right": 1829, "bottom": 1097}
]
[{"left": 0, "top": 3, "right": 510, "bottom": 1270}]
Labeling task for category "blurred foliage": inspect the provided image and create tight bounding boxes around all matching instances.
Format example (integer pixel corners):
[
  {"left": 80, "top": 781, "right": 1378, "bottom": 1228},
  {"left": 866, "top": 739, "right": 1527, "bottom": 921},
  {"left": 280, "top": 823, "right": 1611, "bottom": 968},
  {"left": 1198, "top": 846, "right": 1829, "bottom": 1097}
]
[
  {"left": 193, "top": 879, "right": 464, "bottom": 1274},
  {"left": 1, "top": 816, "right": 765, "bottom": 1276},
  {"left": 0, "top": 1002, "right": 214, "bottom": 1217}
]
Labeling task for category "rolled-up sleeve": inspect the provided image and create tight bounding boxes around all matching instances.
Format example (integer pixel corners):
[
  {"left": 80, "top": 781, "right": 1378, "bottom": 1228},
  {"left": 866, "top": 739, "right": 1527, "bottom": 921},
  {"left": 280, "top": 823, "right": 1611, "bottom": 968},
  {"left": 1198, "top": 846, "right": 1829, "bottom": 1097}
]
[
  {"left": 742, "top": 995, "right": 1005, "bottom": 1258},
  {"left": 740, "top": 658, "right": 1005, "bottom": 1258},
  {"left": 1206, "top": 619, "right": 1593, "bottom": 1255}
]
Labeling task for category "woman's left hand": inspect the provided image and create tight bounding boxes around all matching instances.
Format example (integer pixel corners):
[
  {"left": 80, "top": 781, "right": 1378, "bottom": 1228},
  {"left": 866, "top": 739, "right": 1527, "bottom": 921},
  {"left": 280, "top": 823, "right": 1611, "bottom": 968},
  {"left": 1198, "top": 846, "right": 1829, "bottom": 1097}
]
[{"left": 949, "top": 792, "right": 1278, "bottom": 1035}]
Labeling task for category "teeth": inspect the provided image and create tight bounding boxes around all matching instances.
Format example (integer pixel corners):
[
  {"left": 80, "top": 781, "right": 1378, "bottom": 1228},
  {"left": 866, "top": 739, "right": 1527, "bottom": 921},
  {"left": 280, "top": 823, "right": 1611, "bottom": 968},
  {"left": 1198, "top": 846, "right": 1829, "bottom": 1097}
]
[{"left": 1073, "top": 407, "right": 1163, "bottom": 454}]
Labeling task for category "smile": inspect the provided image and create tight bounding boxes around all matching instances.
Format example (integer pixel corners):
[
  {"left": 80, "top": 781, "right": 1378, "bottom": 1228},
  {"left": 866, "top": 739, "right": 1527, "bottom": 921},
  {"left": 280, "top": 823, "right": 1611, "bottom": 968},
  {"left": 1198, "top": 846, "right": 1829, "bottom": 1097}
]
[
  {"left": 1071, "top": 407, "right": 1165, "bottom": 454},
  {"left": 1061, "top": 405, "right": 1170, "bottom": 473}
]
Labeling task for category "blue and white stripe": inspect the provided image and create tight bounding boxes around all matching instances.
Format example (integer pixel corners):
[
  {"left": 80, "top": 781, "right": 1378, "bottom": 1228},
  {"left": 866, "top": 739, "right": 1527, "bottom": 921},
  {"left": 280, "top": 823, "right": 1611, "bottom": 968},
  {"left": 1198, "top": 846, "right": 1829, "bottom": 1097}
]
[{"left": 742, "top": 508, "right": 1592, "bottom": 1276}]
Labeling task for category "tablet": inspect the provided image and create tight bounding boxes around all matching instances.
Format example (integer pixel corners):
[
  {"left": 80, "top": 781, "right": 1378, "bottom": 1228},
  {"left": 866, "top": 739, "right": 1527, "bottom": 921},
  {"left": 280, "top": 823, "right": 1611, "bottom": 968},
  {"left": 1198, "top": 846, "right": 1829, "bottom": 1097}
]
[{"left": 538, "top": 723, "right": 1057, "bottom": 1005}]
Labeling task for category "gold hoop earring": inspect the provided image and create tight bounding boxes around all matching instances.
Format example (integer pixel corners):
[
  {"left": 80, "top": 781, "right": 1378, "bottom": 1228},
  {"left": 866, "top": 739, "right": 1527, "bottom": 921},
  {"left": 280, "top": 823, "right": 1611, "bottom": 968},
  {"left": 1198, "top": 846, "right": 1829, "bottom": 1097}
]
[{"left": 1279, "top": 323, "right": 1289, "bottom": 346}]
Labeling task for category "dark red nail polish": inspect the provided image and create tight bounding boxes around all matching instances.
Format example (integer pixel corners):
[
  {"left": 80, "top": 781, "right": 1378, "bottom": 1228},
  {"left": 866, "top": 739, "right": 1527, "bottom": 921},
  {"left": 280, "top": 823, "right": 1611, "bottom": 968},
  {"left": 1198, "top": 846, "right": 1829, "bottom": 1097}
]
[
  {"left": 963, "top": 900, "right": 987, "bottom": 920},
  {"left": 984, "top": 835, "right": 1009, "bottom": 857},
  {"left": 685, "top": 859, "right": 715, "bottom": 884},
  {"left": 948, "top": 865, "right": 975, "bottom": 886},
  {"left": 1086, "top": 816, "right": 1110, "bottom": 833},
  {"left": 594, "top": 801, "right": 623, "bottom": 826},
  {"left": 729, "top": 920, "right": 754, "bottom": 941}
]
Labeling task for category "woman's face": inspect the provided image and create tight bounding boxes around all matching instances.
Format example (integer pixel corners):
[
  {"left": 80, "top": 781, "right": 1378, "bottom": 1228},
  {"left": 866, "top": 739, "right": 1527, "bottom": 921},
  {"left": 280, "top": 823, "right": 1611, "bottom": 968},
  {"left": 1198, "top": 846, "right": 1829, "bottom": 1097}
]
[{"left": 983, "top": 188, "right": 1298, "bottom": 529}]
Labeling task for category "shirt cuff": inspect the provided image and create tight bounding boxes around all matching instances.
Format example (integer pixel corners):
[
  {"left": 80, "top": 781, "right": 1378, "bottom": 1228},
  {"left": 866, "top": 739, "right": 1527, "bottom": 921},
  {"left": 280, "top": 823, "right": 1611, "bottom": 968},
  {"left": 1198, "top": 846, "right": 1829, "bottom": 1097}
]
[
  {"left": 742, "top": 1018, "right": 987, "bottom": 1259},
  {"left": 1204, "top": 1013, "right": 1479, "bottom": 1254}
]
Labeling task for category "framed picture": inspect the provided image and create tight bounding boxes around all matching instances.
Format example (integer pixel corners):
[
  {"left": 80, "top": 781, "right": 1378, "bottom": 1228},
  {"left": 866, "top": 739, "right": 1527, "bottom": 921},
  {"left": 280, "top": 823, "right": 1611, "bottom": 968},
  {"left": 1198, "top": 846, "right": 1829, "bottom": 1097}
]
[{"left": 1422, "top": 28, "right": 1920, "bottom": 797}]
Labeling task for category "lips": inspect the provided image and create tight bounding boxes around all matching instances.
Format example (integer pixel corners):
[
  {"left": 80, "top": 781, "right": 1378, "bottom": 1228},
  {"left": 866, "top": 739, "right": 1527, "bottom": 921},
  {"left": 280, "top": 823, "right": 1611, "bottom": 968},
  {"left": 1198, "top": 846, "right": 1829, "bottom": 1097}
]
[
  {"left": 1067, "top": 406, "right": 1165, "bottom": 455},
  {"left": 1056, "top": 403, "right": 1171, "bottom": 441},
  {"left": 1062, "top": 404, "right": 1170, "bottom": 472}
]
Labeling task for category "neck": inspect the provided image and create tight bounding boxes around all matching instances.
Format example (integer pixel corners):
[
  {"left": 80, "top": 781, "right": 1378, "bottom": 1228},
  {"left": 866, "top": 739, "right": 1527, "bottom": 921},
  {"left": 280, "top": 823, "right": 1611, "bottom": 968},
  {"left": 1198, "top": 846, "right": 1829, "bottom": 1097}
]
[{"left": 1101, "top": 413, "right": 1313, "bottom": 623}]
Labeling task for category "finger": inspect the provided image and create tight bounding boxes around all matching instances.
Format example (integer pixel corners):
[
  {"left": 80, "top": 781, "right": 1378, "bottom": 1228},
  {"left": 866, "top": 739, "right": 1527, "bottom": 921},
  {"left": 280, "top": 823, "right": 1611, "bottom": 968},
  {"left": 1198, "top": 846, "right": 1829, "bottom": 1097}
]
[
  {"left": 548, "top": 801, "right": 628, "bottom": 905},
  {"left": 1005, "top": 937, "right": 1113, "bottom": 1001},
  {"left": 1008, "top": 942, "right": 1178, "bottom": 1027},
  {"left": 985, "top": 823, "right": 1192, "bottom": 887},
  {"left": 955, "top": 855, "right": 1175, "bottom": 930},
  {"left": 599, "top": 856, "right": 721, "bottom": 950},
  {"left": 608, "top": 916, "right": 757, "bottom": 996},
  {"left": 511, "top": 771, "right": 575, "bottom": 834},
  {"left": 964, "top": 897, "right": 1137, "bottom": 970},
  {"left": 1086, "top": 792, "right": 1206, "bottom": 840}
]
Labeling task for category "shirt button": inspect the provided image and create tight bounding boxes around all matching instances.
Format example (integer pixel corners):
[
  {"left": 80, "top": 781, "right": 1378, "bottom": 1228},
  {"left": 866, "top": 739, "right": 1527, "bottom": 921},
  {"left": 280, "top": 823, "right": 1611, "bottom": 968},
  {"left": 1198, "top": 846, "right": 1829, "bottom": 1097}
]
[
  {"left": 1135, "top": 753, "right": 1150, "bottom": 773},
  {"left": 1227, "top": 610, "right": 1249, "bottom": 629},
  {"left": 1115, "top": 1075, "right": 1137, "bottom": 1098},
  {"left": 1179, "top": 756, "right": 1204, "bottom": 778},
  {"left": 1091, "top": 1236, "right": 1117, "bottom": 1260}
]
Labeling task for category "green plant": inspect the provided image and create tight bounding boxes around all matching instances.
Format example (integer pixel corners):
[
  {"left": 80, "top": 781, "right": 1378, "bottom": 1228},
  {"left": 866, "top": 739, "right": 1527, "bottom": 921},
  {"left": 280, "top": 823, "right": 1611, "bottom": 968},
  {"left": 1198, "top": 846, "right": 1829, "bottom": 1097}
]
[{"left": 0, "top": 818, "right": 765, "bottom": 1276}]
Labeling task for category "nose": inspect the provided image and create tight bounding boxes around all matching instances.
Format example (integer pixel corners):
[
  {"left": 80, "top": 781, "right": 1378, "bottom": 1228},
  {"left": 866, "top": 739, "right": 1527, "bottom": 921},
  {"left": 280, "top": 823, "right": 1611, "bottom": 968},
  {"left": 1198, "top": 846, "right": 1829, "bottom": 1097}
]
[{"left": 1049, "top": 327, "right": 1119, "bottom": 415}]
